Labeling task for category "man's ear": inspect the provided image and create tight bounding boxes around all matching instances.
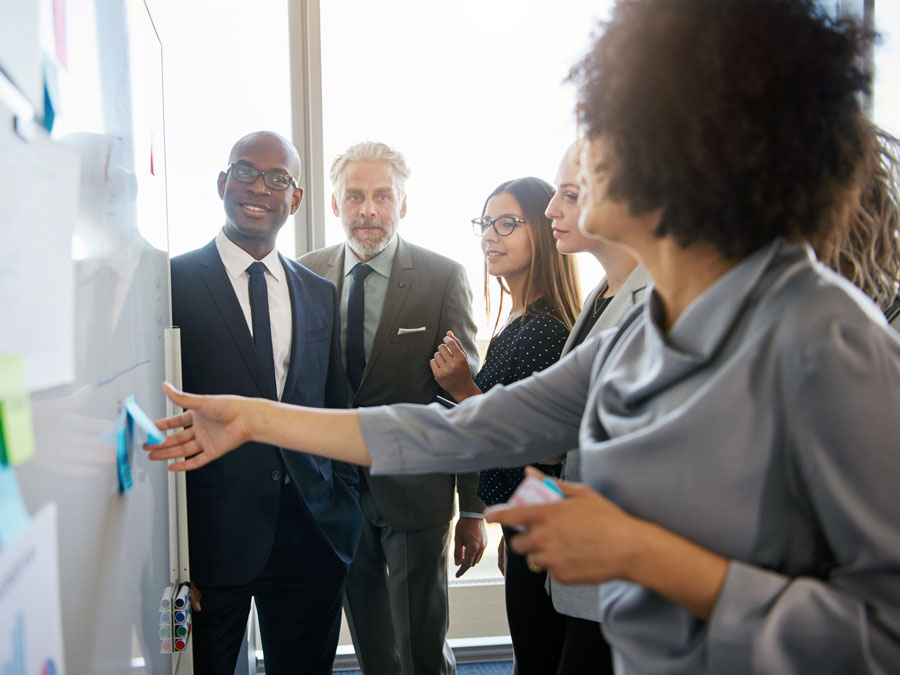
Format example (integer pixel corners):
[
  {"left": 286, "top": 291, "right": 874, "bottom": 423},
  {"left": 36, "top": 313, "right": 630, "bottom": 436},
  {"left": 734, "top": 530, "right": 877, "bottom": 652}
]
[
  {"left": 217, "top": 172, "right": 228, "bottom": 199},
  {"left": 399, "top": 195, "right": 408, "bottom": 219},
  {"left": 290, "top": 187, "right": 304, "bottom": 215},
  {"left": 331, "top": 193, "right": 341, "bottom": 217}
]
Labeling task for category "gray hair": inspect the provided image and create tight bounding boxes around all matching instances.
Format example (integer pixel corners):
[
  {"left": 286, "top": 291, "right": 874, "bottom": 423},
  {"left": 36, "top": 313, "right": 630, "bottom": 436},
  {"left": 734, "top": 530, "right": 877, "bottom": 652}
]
[{"left": 329, "top": 141, "right": 411, "bottom": 197}]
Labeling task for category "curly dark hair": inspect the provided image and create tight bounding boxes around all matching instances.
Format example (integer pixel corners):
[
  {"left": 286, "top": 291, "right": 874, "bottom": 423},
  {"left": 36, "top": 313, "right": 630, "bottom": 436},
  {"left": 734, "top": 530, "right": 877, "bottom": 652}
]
[{"left": 568, "top": 0, "right": 875, "bottom": 259}]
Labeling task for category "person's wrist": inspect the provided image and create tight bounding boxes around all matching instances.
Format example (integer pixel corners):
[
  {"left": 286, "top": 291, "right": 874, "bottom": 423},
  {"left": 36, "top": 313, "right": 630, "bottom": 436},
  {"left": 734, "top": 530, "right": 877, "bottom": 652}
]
[
  {"left": 244, "top": 397, "right": 266, "bottom": 444},
  {"left": 616, "top": 516, "right": 659, "bottom": 585},
  {"left": 452, "top": 380, "right": 482, "bottom": 402}
]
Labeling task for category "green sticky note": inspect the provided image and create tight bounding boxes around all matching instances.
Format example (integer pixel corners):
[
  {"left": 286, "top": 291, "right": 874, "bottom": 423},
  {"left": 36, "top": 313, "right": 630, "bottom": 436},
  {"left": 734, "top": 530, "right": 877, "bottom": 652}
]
[
  {"left": 0, "top": 415, "right": 6, "bottom": 465},
  {"left": 0, "top": 356, "right": 36, "bottom": 466}
]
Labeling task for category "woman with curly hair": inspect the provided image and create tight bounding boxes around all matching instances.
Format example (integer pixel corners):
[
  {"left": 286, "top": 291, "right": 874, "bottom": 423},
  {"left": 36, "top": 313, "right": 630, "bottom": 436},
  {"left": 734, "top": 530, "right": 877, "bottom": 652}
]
[
  {"left": 818, "top": 128, "right": 900, "bottom": 327},
  {"left": 148, "top": 1, "right": 900, "bottom": 672}
]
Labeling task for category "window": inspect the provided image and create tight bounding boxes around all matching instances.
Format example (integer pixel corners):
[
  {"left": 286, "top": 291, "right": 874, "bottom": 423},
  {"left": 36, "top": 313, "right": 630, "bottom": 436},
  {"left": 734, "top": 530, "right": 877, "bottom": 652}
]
[
  {"left": 150, "top": 0, "right": 294, "bottom": 257},
  {"left": 874, "top": 2, "right": 900, "bottom": 138},
  {"left": 319, "top": 1, "right": 613, "bottom": 346}
]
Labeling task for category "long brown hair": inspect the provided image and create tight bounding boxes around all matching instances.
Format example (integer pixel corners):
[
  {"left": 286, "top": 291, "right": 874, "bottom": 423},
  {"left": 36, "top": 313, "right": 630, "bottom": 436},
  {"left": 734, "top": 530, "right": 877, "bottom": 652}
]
[
  {"left": 817, "top": 128, "right": 900, "bottom": 311},
  {"left": 481, "top": 177, "right": 582, "bottom": 333}
]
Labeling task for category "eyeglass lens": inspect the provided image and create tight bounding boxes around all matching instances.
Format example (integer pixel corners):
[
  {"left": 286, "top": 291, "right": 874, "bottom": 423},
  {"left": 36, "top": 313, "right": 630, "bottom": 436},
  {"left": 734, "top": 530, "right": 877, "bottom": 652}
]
[
  {"left": 230, "top": 164, "right": 293, "bottom": 190},
  {"left": 473, "top": 217, "right": 521, "bottom": 236}
]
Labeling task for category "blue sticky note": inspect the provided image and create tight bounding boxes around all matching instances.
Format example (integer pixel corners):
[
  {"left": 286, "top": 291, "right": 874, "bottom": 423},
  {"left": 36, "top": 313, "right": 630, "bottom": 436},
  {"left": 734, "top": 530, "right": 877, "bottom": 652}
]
[
  {"left": 42, "top": 57, "right": 59, "bottom": 133},
  {"left": 98, "top": 409, "right": 126, "bottom": 447},
  {"left": 0, "top": 463, "right": 30, "bottom": 545},
  {"left": 116, "top": 423, "right": 133, "bottom": 494},
  {"left": 124, "top": 395, "right": 164, "bottom": 445}
]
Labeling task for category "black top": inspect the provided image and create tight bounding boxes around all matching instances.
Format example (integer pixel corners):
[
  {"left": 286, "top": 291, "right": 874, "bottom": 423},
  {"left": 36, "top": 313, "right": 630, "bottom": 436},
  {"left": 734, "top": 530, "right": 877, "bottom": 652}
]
[
  {"left": 571, "top": 284, "right": 613, "bottom": 348},
  {"left": 475, "top": 297, "right": 570, "bottom": 505}
]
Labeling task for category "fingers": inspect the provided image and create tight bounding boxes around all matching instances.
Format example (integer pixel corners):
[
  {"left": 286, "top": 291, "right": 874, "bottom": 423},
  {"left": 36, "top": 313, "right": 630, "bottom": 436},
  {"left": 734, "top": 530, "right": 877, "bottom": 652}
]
[
  {"left": 454, "top": 531, "right": 471, "bottom": 577},
  {"left": 455, "top": 553, "right": 473, "bottom": 578},
  {"left": 435, "top": 343, "right": 459, "bottom": 364},
  {"left": 189, "top": 583, "right": 202, "bottom": 612},
  {"left": 523, "top": 465, "right": 583, "bottom": 498},
  {"left": 166, "top": 453, "right": 213, "bottom": 472},
  {"left": 145, "top": 429, "right": 210, "bottom": 470},
  {"left": 162, "top": 381, "right": 192, "bottom": 407},
  {"left": 472, "top": 543, "right": 485, "bottom": 566},
  {"left": 505, "top": 530, "right": 535, "bottom": 556},
  {"left": 153, "top": 411, "right": 194, "bottom": 433},
  {"left": 146, "top": 427, "right": 196, "bottom": 452},
  {"left": 485, "top": 502, "right": 547, "bottom": 530},
  {"left": 525, "top": 552, "right": 544, "bottom": 573},
  {"left": 444, "top": 332, "right": 465, "bottom": 352}
]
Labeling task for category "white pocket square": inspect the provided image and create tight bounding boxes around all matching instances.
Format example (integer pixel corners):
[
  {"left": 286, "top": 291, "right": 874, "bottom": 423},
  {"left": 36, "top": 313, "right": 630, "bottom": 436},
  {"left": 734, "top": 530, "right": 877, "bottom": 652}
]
[{"left": 397, "top": 326, "right": 427, "bottom": 335}]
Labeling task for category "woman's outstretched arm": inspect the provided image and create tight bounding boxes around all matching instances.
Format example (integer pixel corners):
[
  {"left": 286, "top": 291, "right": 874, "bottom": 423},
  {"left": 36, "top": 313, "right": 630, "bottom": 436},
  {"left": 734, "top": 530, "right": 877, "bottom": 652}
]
[{"left": 146, "top": 382, "right": 372, "bottom": 470}]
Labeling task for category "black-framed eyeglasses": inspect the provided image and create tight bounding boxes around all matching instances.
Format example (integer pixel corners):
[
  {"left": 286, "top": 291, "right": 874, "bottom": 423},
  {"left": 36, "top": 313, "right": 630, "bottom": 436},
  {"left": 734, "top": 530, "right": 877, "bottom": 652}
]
[
  {"left": 471, "top": 216, "right": 526, "bottom": 237},
  {"left": 227, "top": 163, "right": 298, "bottom": 191}
]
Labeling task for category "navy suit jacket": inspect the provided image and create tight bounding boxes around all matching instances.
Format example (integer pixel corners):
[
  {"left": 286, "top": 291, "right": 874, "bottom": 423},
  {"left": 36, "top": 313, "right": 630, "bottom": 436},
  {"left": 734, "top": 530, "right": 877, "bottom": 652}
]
[{"left": 171, "top": 239, "right": 362, "bottom": 588}]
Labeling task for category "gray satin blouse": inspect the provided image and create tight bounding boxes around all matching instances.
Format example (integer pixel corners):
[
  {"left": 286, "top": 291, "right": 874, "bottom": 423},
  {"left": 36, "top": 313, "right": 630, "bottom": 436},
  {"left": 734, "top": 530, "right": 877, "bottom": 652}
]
[{"left": 359, "top": 239, "right": 900, "bottom": 674}]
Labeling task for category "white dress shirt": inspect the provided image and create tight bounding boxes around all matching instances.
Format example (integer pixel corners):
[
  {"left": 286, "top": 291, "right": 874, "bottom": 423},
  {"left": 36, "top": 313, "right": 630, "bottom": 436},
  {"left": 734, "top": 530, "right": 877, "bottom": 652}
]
[{"left": 215, "top": 229, "right": 292, "bottom": 400}]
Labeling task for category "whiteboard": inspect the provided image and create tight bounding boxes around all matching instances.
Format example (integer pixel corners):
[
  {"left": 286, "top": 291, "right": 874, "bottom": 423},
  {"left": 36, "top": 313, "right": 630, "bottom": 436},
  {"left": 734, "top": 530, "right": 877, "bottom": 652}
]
[{"left": 2, "top": 0, "right": 177, "bottom": 672}]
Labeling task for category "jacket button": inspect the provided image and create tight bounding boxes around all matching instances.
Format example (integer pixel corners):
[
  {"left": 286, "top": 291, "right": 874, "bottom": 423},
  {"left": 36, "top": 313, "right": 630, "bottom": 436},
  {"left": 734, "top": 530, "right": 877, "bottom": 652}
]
[{"left": 271, "top": 470, "right": 282, "bottom": 481}]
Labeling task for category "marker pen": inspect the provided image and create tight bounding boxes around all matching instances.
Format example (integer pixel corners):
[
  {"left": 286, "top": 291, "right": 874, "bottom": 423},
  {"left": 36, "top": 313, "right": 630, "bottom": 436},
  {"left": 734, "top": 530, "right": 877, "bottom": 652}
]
[
  {"left": 173, "top": 583, "right": 190, "bottom": 609},
  {"left": 160, "top": 640, "right": 171, "bottom": 654},
  {"left": 159, "top": 585, "right": 173, "bottom": 612},
  {"left": 159, "top": 626, "right": 171, "bottom": 639},
  {"left": 159, "top": 612, "right": 171, "bottom": 625},
  {"left": 174, "top": 638, "right": 186, "bottom": 652},
  {"left": 174, "top": 609, "right": 188, "bottom": 624},
  {"left": 175, "top": 624, "right": 188, "bottom": 638}
]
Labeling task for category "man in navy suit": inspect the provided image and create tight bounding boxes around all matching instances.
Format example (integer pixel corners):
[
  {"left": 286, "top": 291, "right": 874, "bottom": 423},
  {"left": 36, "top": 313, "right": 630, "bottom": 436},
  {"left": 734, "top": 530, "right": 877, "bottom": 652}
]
[{"left": 170, "top": 131, "right": 362, "bottom": 674}]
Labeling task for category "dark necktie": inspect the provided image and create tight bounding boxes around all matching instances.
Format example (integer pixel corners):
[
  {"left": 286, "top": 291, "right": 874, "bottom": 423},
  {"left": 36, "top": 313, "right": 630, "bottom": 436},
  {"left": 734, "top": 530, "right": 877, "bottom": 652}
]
[
  {"left": 247, "top": 261, "right": 277, "bottom": 396},
  {"left": 346, "top": 262, "right": 374, "bottom": 392}
]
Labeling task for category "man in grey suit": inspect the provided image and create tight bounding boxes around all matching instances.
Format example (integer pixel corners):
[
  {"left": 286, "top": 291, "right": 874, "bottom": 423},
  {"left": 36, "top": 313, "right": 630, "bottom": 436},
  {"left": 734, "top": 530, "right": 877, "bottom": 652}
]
[{"left": 299, "top": 141, "right": 486, "bottom": 675}]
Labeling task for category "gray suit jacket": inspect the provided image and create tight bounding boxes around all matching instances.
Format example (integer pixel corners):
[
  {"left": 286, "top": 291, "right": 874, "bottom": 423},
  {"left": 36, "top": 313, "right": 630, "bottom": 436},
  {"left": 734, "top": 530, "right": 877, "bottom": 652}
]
[
  {"left": 299, "top": 237, "right": 485, "bottom": 531},
  {"left": 551, "top": 263, "right": 651, "bottom": 621},
  {"left": 561, "top": 264, "right": 652, "bottom": 356}
]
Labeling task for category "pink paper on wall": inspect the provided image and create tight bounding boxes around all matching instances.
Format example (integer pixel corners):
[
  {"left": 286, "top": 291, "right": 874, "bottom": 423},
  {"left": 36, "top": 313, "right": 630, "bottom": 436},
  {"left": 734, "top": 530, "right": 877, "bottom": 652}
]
[{"left": 52, "top": 0, "right": 67, "bottom": 69}]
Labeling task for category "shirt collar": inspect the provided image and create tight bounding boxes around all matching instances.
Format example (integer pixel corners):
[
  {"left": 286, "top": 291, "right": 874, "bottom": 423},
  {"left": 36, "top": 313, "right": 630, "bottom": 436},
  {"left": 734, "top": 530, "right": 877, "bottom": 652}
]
[
  {"left": 343, "top": 234, "right": 399, "bottom": 279},
  {"left": 215, "top": 228, "right": 283, "bottom": 281},
  {"left": 645, "top": 238, "right": 799, "bottom": 360}
]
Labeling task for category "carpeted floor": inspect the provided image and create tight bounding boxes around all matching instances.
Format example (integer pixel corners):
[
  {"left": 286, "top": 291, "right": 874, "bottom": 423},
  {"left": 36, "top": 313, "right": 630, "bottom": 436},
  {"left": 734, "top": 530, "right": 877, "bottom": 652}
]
[{"left": 335, "top": 661, "right": 513, "bottom": 674}]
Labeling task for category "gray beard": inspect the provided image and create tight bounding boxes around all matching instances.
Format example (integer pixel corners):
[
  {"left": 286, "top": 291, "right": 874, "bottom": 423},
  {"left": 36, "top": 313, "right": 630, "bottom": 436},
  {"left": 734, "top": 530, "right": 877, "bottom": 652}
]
[{"left": 347, "top": 225, "right": 395, "bottom": 258}]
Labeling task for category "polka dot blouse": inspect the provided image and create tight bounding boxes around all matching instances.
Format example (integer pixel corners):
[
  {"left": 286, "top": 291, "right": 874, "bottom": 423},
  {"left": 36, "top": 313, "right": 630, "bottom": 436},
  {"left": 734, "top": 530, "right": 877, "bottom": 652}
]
[{"left": 475, "top": 296, "right": 570, "bottom": 506}]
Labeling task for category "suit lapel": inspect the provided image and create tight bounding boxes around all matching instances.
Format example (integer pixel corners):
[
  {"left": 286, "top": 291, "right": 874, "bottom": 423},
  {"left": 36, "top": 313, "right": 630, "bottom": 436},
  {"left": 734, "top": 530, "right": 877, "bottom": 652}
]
[
  {"left": 562, "top": 278, "right": 606, "bottom": 355},
  {"left": 359, "top": 238, "right": 414, "bottom": 391},
  {"left": 197, "top": 241, "right": 278, "bottom": 400},
  {"left": 591, "top": 266, "right": 651, "bottom": 336},
  {"left": 280, "top": 254, "right": 305, "bottom": 401},
  {"left": 317, "top": 245, "right": 345, "bottom": 291}
]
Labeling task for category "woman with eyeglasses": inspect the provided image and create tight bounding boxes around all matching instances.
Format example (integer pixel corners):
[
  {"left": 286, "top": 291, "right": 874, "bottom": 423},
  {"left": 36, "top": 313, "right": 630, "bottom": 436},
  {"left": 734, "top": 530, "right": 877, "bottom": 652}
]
[
  {"left": 147, "top": 2, "right": 900, "bottom": 672},
  {"left": 429, "top": 176, "right": 580, "bottom": 674}
]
